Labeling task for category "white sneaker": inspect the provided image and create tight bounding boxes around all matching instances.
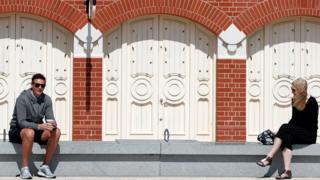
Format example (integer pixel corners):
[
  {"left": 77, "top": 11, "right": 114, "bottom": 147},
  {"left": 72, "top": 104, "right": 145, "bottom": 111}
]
[
  {"left": 20, "top": 167, "right": 32, "bottom": 179},
  {"left": 37, "top": 164, "right": 56, "bottom": 178}
]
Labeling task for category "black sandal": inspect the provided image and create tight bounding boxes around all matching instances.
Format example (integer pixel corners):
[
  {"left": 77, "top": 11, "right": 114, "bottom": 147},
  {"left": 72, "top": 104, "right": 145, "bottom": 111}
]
[
  {"left": 275, "top": 170, "right": 292, "bottom": 179},
  {"left": 256, "top": 156, "right": 272, "bottom": 167}
]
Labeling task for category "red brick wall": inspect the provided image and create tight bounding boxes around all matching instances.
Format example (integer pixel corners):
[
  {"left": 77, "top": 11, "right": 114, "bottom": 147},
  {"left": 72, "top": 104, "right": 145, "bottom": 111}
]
[
  {"left": 73, "top": 58, "right": 102, "bottom": 140},
  {"left": 207, "top": 0, "right": 262, "bottom": 18},
  {"left": 216, "top": 60, "right": 246, "bottom": 142},
  {"left": 234, "top": 0, "right": 320, "bottom": 35},
  {"left": 64, "top": 0, "right": 114, "bottom": 10},
  {"left": 3, "top": 0, "right": 320, "bottom": 35},
  {"left": 63, "top": 0, "right": 86, "bottom": 11},
  {"left": 92, "top": 0, "right": 232, "bottom": 35},
  {"left": 0, "top": 0, "right": 87, "bottom": 33}
]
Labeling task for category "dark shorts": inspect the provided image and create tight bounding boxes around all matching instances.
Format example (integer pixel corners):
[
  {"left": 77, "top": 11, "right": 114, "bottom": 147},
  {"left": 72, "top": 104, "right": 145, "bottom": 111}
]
[{"left": 9, "top": 128, "right": 47, "bottom": 145}]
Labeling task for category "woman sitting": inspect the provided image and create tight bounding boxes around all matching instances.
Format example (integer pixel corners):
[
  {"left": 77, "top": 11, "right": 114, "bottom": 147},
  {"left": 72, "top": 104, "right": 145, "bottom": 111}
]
[{"left": 256, "top": 78, "right": 318, "bottom": 179}]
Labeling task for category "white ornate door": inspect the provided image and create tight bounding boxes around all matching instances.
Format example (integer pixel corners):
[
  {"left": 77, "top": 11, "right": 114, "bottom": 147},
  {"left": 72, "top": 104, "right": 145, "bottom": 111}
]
[
  {"left": 123, "top": 16, "right": 159, "bottom": 139},
  {"left": 301, "top": 18, "right": 320, "bottom": 143},
  {"left": 265, "top": 19, "right": 300, "bottom": 130},
  {"left": 0, "top": 15, "right": 15, "bottom": 140},
  {"left": 50, "top": 22, "right": 73, "bottom": 141},
  {"left": 15, "top": 15, "right": 47, "bottom": 94},
  {"left": 191, "top": 25, "right": 215, "bottom": 141},
  {"left": 103, "top": 15, "right": 215, "bottom": 141},
  {"left": 158, "top": 17, "right": 190, "bottom": 140},
  {"left": 247, "top": 17, "right": 320, "bottom": 142},
  {"left": 0, "top": 14, "right": 72, "bottom": 140}
]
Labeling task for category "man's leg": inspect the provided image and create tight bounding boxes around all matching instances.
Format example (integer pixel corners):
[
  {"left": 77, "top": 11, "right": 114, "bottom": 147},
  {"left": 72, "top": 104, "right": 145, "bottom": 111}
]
[
  {"left": 20, "top": 128, "right": 35, "bottom": 168},
  {"left": 41, "top": 128, "right": 61, "bottom": 165}
]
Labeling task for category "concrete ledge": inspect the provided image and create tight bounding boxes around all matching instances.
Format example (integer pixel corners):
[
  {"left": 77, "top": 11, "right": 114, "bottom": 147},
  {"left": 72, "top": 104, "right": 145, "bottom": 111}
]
[
  {"left": 0, "top": 141, "right": 319, "bottom": 177},
  {"left": 0, "top": 140, "right": 160, "bottom": 154},
  {"left": 161, "top": 141, "right": 320, "bottom": 155}
]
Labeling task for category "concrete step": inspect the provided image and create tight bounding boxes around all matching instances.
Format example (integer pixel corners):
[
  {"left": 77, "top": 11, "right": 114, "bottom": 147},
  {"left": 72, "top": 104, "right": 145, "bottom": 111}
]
[
  {"left": 0, "top": 177, "right": 319, "bottom": 180},
  {"left": 0, "top": 140, "right": 319, "bottom": 177}
]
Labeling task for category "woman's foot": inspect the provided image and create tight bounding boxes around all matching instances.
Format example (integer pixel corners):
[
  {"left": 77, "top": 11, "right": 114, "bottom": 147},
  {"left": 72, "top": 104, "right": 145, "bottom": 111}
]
[
  {"left": 275, "top": 170, "right": 292, "bottom": 179},
  {"left": 256, "top": 156, "right": 272, "bottom": 167}
]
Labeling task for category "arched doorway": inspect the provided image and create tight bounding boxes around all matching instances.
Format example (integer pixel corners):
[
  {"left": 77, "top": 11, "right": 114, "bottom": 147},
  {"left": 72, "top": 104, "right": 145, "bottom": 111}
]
[
  {"left": 247, "top": 17, "right": 320, "bottom": 142},
  {"left": 0, "top": 14, "right": 73, "bottom": 140},
  {"left": 103, "top": 15, "right": 216, "bottom": 141}
]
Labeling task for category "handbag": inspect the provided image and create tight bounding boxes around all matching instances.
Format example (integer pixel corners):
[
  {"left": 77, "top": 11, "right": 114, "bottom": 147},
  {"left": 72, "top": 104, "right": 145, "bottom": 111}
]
[{"left": 257, "top": 129, "right": 275, "bottom": 145}]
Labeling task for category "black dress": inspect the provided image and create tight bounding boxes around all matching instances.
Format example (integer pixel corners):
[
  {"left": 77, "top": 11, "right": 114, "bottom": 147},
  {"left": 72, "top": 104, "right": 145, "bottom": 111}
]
[{"left": 276, "top": 96, "right": 319, "bottom": 150}]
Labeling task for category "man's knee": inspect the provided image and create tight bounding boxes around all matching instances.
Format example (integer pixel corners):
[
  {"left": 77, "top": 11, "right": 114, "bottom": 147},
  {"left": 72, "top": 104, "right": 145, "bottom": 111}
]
[
  {"left": 50, "top": 128, "right": 61, "bottom": 140},
  {"left": 53, "top": 128, "right": 61, "bottom": 140},
  {"left": 20, "top": 128, "right": 35, "bottom": 141}
]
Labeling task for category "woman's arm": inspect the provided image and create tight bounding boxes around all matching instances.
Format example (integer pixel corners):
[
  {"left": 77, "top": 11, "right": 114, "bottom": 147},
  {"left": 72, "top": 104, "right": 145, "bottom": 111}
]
[{"left": 307, "top": 97, "right": 319, "bottom": 129}]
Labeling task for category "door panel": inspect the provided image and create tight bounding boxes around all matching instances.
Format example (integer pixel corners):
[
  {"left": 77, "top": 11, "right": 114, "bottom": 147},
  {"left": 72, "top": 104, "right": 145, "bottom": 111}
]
[
  {"left": 0, "top": 17, "right": 11, "bottom": 76},
  {"left": 271, "top": 20, "right": 299, "bottom": 79},
  {"left": 51, "top": 25, "right": 72, "bottom": 140},
  {"left": 159, "top": 17, "right": 189, "bottom": 139},
  {"left": 247, "top": 30, "right": 264, "bottom": 136},
  {"left": 103, "top": 15, "right": 216, "bottom": 141},
  {"left": 0, "top": 15, "right": 14, "bottom": 139},
  {"left": 192, "top": 25, "right": 215, "bottom": 141},
  {"left": 16, "top": 16, "right": 46, "bottom": 81},
  {"left": 302, "top": 20, "right": 320, "bottom": 79},
  {"left": 103, "top": 27, "right": 122, "bottom": 140},
  {"left": 268, "top": 20, "right": 300, "bottom": 129},
  {"left": 301, "top": 18, "right": 320, "bottom": 140},
  {"left": 124, "top": 17, "right": 159, "bottom": 139}
]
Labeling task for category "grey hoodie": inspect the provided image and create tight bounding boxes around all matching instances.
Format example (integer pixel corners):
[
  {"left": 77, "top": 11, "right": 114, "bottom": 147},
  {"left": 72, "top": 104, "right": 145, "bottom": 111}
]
[{"left": 10, "top": 89, "right": 55, "bottom": 130}]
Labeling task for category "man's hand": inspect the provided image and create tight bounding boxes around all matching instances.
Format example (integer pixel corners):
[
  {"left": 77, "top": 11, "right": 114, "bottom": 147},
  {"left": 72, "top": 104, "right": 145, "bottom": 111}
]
[
  {"left": 38, "top": 123, "right": 55, "bottom": 131},
  {"left": 46, "top": 119, "right": 57, "bottom": 129}
]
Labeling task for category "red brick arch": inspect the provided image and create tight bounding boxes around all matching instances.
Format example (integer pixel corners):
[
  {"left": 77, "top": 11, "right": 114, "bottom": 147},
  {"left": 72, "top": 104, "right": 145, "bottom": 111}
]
[
  {"left": 234, "top": 0, "right": 320, "bottom": 35},
  {"left": 0, "top": 0, "right": 87, "bottom": 33},
  {"left": 93, "top": 0, "right": 232, "bottom": 35}
]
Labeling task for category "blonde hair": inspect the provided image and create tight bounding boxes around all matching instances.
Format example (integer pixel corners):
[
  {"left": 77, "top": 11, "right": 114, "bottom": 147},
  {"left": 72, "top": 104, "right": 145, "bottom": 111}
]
[{"left": 292, "top": 78, "right": 308, "bottom": 111}]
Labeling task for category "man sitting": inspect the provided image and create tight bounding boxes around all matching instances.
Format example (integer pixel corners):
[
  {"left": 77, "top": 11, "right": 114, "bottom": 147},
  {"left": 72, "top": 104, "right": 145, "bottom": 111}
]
[{"left": 9, "top": 73, "right": 61, "bottom": 179}]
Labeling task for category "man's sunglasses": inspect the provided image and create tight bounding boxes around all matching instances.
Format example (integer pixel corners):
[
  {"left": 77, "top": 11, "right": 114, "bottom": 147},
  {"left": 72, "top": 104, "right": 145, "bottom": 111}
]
[{"left": 33, "top": 83, "right": 46, "bottom": 88}]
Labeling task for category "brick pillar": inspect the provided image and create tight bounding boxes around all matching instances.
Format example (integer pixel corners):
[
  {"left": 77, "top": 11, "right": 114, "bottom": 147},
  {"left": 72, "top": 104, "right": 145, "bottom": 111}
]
[
  {"left": 73, "top": 58, "right": 102, "bottom": 140},
  {"left": 216, "top": 59, "right": 246, "bottom": 142}
]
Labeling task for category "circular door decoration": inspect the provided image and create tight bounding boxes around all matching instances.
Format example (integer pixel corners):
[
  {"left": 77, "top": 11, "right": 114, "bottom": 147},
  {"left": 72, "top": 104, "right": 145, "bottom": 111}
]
[
  {"left": 163, "top": 78, "right": 185, "bottom": 102},
  {"left": 55, "top": 82, "right": 68, "bottom": 95},
  {"left": 308, "top": 79, "right": 320, "bottom": 99},
  {"left": 20, "top": 78, "right": 32, "bottom": 92},
  {"left": 273, "top": 79, "right": 292, "bottom": 104},
  {"left": 0, "top": 78, "right": 9, "bottom": 100},
  {"left": 131, "top": 78, "right": 153, "bottom": 101},
  {"left": 249, "top": 84, "right": 261, "bottom": 97},
  {"left": 197, "top": 83, "right": 210, "bottom": 96},
  {"left": 106, "top": 82, "right": 119, "bottom": 96}
]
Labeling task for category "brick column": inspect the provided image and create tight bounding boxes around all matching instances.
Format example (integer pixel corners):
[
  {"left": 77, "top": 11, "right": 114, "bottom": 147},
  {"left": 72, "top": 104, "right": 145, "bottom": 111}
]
[
  {"left": 216, "top": 59, "right": 246, "bottom": 142},
  {"left": 73, "top": 58, "right": 102, "bottom": 140}
]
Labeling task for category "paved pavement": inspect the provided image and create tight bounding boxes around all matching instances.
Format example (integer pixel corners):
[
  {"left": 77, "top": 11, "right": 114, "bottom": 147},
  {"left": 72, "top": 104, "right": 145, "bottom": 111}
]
[{"left": 0, "top": 177, "right": 319, "bottom": 180}]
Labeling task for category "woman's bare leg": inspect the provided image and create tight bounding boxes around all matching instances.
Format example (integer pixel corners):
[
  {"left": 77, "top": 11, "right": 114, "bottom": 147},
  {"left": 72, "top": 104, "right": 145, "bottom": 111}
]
[
  {"left": 282, "top": 147, "right": 292, "bottom": 171},
  {"left": 259, "top": 137, "right": 282, "bottom": 165}
]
